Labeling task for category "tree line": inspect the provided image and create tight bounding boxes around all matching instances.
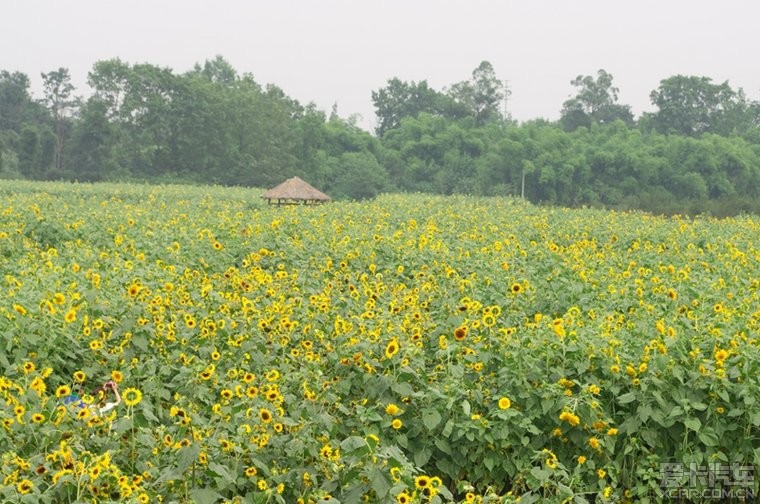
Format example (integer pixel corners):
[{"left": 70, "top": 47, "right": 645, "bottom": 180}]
[{"left": 1, "top": 57, "right": 760, "bottom": 214}]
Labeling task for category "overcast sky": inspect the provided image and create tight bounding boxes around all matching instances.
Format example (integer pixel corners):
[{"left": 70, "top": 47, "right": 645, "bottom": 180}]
[{"left": 3, "top": 0, "right": 759, "bottom": 131}]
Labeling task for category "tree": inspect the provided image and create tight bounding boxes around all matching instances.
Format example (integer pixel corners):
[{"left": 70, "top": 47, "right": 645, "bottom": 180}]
[
  {"left": 87, "top": 58, "right": 131, "bottom": 121},
  {"left": 0, "top": 71, "right": 34, "bottom": 131},
  {"left": 448, "top": 61, "right": 504, "bottom": 125},
  {"left": 560, "top": 69, "right": 633, "bottom": 131},
  {"left": 648, "top": 75, "right": 747, "bottom": 136},
  {"left": 41, "top": 68, "right": 76, "bottom": 175},
  {"left": 371, "top": 78, "right": 442, "bottom": 136},
  {"left": 66, "top": 97, "right": 117, "bottom": 181},
  {"left": 193, "top": 55, "right": 237, "bottom": 85}
]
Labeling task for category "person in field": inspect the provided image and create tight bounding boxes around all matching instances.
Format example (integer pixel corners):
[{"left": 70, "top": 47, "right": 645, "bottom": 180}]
[{"left": 64, "top": 380, "right": 121, "bottom": 416}]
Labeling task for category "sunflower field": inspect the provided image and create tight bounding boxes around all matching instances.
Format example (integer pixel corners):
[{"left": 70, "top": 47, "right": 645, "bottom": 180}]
[{"left": 1, "top": 180, "right": 759, "bottom": 503}]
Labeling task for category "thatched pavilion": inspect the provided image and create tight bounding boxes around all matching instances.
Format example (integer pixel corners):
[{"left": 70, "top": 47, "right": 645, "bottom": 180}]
[{"left": 262, "top": 176, "right": 331, "bottom": 205}]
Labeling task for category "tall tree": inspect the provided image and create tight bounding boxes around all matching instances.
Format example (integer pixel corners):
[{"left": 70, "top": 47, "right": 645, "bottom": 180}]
[
  {"left": 0, "top": 71, "right": 34, "bottom": 131},
  {"left": 41, "top": 68, "right": 76, "bottom": 175},
  {"left": 560, "top": 69, "right": 633, "bottom": 131},
  {"left": 371, "top": 78, "right": 442, "bottom": 136},
  {"left": 648, "top": 75, "right": 746, "bottom": 136},
  {"left": 448, "top": 61, "right": 505, "bottom": 125},
  {"left": 87, "top": 58, "right": 131, "bottom": 121},
  {"left": 194, "top": 55, "right": 238, "bottom": 85}
]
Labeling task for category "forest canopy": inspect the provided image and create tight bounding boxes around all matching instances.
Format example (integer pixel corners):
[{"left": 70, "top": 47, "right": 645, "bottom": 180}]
[{"left": 1, "top": 56, "right": 760, "bottom": 215}]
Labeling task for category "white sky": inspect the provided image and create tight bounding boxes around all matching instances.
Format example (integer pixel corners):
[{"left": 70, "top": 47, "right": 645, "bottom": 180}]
[{"left": 3, "top": 0, "right": 759, "bottom": 132}]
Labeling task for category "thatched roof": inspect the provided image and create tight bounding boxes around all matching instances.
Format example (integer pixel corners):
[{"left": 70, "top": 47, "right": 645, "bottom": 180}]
[{"left": 262, "top": 176, "right": 331, "bottom": 204}]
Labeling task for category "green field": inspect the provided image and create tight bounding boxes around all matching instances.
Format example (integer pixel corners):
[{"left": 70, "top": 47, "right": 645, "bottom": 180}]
[{"left": 1, "top": 181, "right": 758, "bottom": 503}]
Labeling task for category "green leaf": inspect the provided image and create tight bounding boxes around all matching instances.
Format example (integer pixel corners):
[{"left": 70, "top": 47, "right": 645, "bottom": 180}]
[
  {"left": 462, "top": 400, "right": 471, "bottom": 417},
  {"left": 178, "top": 442, "right": 201, "bottom": 472},
  {"left": 369, "top": 467, "right": 392, "bottom": 499},
  {"left": 684, "top": 417, "right": 701, "bottom": 431},
  {"left": 434, "top": 437, "right": 452, "bottom": 455},
  {"left": 637, "top": 404, "right": 653, "bottom": 422},
  {"left": 667, "top": 406, "right": 684, "bottom": 419},
  {"left": 422, "top": 408, "right": 442, "bottom": 430},
  {"left": 530, "top": 466, "right": 549, "bottom": 482},
  {"left": 208, "top": 462, "right": 234, "bottom": 484},
  {"left": 441, "top": 419, "right": 454, "bottom": 438},
  {"left": 750, "top": 411, "right": 760, "bottom": 426},
  {"left": 541, "top": 397, "right": 554, "bottom": 414},
  {"left": 190, "top": 488, "right": 223, "bottom": 504},
  {"left": 340, "top": 436, "right": 367, "bottom": 454},
  {"left": 698, "top": 429, "right": 719, "bottom": 447},
  {"left": 617, "top": 392, "right": 637, "bottom": 404},
  {"left": 484, "top": 457, "right": 495, "bottom": 471},
  {"left": 414, "top": 446, "right": 432, "bottom": 466}
]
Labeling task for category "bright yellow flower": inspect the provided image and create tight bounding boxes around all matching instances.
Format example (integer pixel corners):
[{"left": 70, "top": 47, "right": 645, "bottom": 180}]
[
  {"left": 385, "top": 338, "right": 400, "bottom": 358},
  {"left": 123, "top": 387, "right": 143, "bottom": 407},
  {"left": 17, "top": 479, "right": 33, "bottom": 494},
  {"left": 385, "top": 403, "right": 400, "bottom": 416}
]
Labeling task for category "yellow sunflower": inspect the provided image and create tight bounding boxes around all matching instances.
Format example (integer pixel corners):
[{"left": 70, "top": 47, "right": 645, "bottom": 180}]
[{"left": 123, "top": 387, "right": 143, "bottom": 407}]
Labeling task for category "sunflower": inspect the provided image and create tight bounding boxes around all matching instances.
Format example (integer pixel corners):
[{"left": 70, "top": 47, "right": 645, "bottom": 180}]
[
  {"left": 453, "top": 326, "right": 467, "bottom": 341},
  {"left": 22, "top": 361, "right": 35, "bottom": 374},
  {"left": 111, "top": 370, "right": 123, "bottom": 383},
  {"left": 64, "top": 309, "right": 77, "bottom": 323},
  {"left": 17, "top": 479, "right": 33, "bottom": 494},
  {"left": 397, "top": 491, "right": 412, "bottom": 504},
  {"left": 259, "top": 408, "right": 273, "bottom": 423},
  {"left": 414, "top": 475, "right": 431, "bottom": 488},
  {"left": 510, "top": 282, "right": 523, "bottom": 294},
  {"left": 498, "top": 397, "right": 512, "bottom": 410},
  {"left": 320, "top": 444, "right": 333, "bottom": 459},
  {"left": 385, "top": 338, "right": 400, "bottom": 359},
  {"left": 391, "top": 418, "right": 403, "bottom": 430},
  {"left": 56, "top": 385, "right": 71, "bottom": 398},
  {"left": 73, "top": 370, "right": 86, "bottom": 383},
  {"left": 30, "top": 376, "right": 46, "bottom": 396},
  {"left": 123, "top": 387, "right": 143, "bottom": 407},
  {"left": 385, "top": 403, "right": 400, "bottom": 416},
  {"left": 31, "top": 413, "right": 45, "bottom": 423},
  {"left": 559, "top": 410, "right": 581, "bottom": 427}
]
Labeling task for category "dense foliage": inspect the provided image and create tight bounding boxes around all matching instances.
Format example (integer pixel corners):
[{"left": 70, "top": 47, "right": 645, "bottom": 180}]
[
  {"left": 1, "top": 58, "right": 760, "bottom": 213},
  {"left": 1, "top": 182, "right": 759, "bottom": 503}
]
